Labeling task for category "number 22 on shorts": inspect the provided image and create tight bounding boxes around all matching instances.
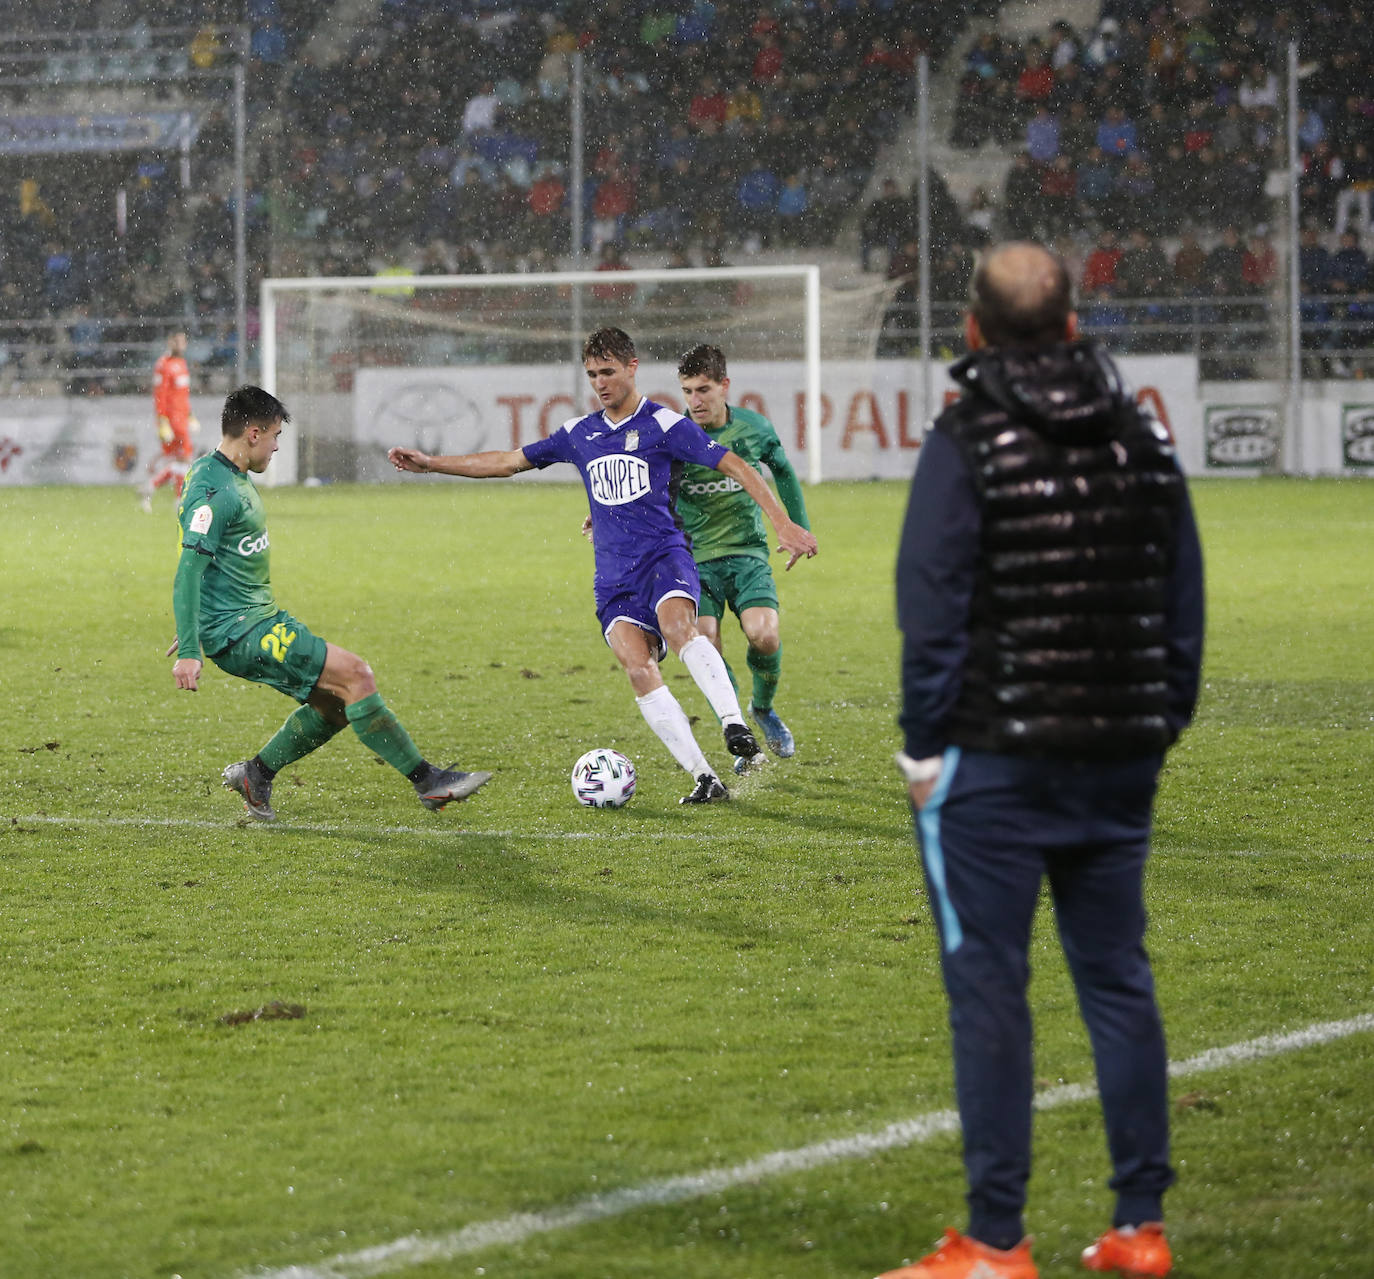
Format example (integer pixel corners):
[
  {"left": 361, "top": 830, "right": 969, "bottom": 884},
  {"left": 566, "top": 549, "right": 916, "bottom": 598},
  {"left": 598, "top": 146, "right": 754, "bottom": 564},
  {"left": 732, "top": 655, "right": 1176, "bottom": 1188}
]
[{"left": 260, "top": 621, "right": 297, "bottom": 662}]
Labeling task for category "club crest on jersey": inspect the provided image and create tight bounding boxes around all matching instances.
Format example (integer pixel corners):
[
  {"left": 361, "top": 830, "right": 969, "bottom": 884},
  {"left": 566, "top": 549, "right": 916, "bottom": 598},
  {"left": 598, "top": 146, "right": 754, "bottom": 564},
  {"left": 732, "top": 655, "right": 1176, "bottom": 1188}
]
[
  {"left": 586, "top": 453, "right": 652, "bottom": 506},
  {"left": 624, "top": 429, "right": 639, "bottom": 452}
]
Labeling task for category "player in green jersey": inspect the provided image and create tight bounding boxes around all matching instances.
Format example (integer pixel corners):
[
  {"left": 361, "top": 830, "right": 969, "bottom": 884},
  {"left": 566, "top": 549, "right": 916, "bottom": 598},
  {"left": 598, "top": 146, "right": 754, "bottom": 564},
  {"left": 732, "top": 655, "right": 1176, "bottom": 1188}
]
[
  {"left": 170, "top": 385, "right": 490, "bottom": 821},
  {"left": 675, "top": 343, "right": 810, "bottom": 767}
]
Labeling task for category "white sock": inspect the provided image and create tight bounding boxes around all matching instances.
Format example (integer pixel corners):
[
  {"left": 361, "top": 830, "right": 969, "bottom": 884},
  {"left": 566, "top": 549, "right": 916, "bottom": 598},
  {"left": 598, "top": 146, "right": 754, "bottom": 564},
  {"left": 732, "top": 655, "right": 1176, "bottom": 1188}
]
[
  {"left": 635, "top": 685, "right": 711, "bottom": 777},
  {"left": 679, "top": 634, "right": 744, "bottom": 726}
]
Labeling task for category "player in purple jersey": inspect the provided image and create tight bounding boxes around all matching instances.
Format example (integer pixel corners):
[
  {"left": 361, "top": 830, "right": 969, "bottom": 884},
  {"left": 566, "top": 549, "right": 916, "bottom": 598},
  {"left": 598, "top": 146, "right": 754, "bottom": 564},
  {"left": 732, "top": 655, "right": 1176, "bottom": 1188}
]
[{"left": 388, "top": 327, "right": 818, "bottom": 803}]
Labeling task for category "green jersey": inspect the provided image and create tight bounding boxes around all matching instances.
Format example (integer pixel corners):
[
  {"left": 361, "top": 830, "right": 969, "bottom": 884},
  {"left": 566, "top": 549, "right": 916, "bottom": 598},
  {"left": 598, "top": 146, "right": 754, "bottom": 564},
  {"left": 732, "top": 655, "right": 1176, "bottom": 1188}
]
[
  {"left": 173, "top": 450, "right": 278, "bottom": 658},
  {"left": 676, "top": 406, "right": 810, "bottom": 564}
]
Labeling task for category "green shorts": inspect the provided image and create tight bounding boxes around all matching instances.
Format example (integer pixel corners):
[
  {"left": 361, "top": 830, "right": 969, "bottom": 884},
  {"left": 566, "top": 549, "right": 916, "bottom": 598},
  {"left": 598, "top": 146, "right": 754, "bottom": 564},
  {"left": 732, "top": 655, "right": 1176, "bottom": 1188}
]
[
  {"left": 210, "top": 610, "right": 328, "bottom": 703},
  {"left": 696, "top": 554, "right": 779, "bottom": 621}
]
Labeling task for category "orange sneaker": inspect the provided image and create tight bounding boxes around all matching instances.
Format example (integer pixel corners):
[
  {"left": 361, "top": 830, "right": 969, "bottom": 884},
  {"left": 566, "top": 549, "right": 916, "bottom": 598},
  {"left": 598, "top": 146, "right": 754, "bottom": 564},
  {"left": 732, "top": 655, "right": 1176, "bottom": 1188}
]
[
  {"left": 1081, "top": 1222, "right": 1172, "bottom": 1276},
  {"left": 876, "top": 1227, "right": 1039, "bottom": 1279}
]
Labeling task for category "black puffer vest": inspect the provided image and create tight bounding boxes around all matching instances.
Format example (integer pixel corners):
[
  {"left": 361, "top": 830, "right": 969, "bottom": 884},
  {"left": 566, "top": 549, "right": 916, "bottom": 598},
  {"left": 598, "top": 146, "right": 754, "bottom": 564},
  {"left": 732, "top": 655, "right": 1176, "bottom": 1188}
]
[{"left": 937, "top": 341, "right": 1184, "bottom": 760}]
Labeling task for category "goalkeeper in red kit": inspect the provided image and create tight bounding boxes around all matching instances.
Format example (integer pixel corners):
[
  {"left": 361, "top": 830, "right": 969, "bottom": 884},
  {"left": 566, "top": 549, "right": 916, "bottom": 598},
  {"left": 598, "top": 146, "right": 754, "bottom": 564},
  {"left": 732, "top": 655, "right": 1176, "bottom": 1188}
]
[{"left": 140, "top": 329, "right": 199, "bottom": 511}]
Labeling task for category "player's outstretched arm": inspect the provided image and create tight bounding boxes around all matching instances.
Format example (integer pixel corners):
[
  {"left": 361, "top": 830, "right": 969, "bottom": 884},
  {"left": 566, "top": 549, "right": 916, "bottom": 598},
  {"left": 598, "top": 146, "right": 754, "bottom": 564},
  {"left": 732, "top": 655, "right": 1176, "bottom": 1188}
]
[
  {"left": 716, "top": 451, "right": 818, "bottom": 570},
  {"left": 388, "top": 446, "right": 533, "bottom": 478}
]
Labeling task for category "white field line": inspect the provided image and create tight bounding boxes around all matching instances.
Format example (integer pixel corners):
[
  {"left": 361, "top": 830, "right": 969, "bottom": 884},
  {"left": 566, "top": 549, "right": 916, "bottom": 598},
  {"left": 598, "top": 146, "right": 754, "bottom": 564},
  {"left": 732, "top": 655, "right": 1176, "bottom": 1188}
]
[
  {"left": 244, "top": 1012, "right": 1374, "bottom": 1279},
  {"left": 3, "top": 814, "right": 799, "bottom": 843}
]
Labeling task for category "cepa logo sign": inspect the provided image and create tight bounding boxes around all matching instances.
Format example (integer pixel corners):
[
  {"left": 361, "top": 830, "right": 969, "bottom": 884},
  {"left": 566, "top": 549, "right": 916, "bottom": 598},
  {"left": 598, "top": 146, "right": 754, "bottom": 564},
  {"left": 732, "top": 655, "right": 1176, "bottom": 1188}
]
[
  {"left": 1342, "top": 405, "right": 1374, "bottom": 467},
  {"left": 1204, "top": 405, "right": 1280, "bottom": 468}
]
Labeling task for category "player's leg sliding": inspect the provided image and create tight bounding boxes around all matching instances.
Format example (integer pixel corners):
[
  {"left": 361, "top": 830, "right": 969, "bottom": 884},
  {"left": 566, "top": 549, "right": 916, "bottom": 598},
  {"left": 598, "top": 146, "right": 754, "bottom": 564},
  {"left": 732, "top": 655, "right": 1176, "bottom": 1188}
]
[
  {"left": 634, "top": 685, "right": 728, "bottom": 804},
  {"left": 343, "top": 693, "right": 490, "bottom": 810},
  {"left": 679, "top": 634, "right": 763, "bottom": 770},
  {"left": 221, "top": 698, "right": 489, "bottom": 818}
]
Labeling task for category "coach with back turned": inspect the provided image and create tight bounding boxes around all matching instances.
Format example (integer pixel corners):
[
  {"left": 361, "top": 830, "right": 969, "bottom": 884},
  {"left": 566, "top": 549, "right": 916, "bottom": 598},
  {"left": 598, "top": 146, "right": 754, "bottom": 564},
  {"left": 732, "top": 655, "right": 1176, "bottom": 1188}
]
[{"left": 881, "top": 241, "right": 1205, "bottom": 1279}]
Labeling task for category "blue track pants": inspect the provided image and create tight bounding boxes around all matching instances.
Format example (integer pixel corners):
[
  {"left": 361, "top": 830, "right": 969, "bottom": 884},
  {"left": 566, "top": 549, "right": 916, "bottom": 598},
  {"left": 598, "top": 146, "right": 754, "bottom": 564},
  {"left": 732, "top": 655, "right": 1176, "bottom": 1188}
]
[{"left": 915, "top": 747, "right": 1175, "bottom": 1248}]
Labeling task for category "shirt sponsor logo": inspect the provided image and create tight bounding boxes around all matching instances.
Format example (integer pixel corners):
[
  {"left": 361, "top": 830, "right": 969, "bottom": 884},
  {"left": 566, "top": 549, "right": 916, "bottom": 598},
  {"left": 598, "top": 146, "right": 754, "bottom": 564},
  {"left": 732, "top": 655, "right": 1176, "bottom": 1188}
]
[
  {"left": 682, "top": 477, "right": 743, "bottom": 496},
  {"left": 586, "top": 453, "right": 652, "bottom": 506},
  {"left": 237, "top": 530, "right": 270, "bottom": 555},
  {"left": 189, "top": 504, "right": 214, "bottom": 534}
]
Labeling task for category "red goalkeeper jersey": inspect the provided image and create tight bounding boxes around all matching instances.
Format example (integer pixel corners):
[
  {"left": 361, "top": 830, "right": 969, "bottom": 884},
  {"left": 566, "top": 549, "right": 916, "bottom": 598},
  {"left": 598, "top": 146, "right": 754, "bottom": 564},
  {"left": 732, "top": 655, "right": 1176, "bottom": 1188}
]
[{"left": 154, "top": 353, "right": 192, "bottom": 429}]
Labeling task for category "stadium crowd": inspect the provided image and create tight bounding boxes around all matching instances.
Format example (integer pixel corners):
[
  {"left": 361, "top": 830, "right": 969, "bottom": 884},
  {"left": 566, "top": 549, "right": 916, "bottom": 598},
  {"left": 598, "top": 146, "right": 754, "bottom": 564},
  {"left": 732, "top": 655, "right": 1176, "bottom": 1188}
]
[
  {"left": 274, "top": 0, "right": 966, "bottom": 271},
  {"left": 911, "top": 0, "right": 1370, "bottom": 373},
  {"left": 0, "top": 0, "right": 1370, "bottom": 388}
]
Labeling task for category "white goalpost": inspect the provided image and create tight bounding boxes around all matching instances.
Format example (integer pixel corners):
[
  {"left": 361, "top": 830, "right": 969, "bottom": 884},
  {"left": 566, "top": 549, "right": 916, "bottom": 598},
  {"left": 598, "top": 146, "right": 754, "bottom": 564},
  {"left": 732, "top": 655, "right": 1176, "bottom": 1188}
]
[{"left": 258, "top": 265, "right": 825, "bottom": 487}]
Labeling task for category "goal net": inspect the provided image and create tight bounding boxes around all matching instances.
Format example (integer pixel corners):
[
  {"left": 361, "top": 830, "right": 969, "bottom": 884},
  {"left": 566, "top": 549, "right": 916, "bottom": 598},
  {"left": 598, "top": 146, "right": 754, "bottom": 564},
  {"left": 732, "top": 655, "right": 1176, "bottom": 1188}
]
[{"left": 259, "top": 265, "right": 904, "bottom": 486}]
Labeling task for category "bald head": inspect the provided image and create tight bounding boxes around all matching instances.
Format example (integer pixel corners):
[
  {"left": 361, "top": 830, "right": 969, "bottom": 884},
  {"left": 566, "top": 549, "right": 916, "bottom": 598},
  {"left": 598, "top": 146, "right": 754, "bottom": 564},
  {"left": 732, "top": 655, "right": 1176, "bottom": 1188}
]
[{"left": 969, "top": 242, "right": 1075, "bottom": 349}]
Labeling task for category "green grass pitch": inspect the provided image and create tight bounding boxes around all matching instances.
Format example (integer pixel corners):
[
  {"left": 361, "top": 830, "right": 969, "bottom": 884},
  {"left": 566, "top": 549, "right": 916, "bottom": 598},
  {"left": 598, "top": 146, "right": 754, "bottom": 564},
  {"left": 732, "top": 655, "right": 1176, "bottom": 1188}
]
[{"left": 2, "top": 477, "right": 1371, "bottom": 1279}]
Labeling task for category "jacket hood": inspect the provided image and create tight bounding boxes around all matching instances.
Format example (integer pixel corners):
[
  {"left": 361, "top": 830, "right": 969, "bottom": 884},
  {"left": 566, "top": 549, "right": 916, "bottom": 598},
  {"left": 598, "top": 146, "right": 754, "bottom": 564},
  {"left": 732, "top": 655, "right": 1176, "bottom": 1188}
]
[{"left": 949, "top": 340, "right": 1134, "bottom": 445}]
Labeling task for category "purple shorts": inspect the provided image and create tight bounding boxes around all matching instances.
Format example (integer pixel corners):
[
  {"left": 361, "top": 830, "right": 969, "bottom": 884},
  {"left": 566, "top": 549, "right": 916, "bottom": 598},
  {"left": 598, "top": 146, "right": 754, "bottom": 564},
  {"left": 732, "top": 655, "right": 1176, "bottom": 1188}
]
[{"left": 596, "top": 544, "right": 700, "bottom": 660}]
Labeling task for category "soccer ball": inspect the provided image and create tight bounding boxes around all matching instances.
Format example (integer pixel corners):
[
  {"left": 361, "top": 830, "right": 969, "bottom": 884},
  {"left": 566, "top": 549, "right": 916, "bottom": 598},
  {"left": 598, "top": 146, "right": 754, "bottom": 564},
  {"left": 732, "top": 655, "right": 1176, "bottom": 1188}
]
[{"left": 571, "top": 748, "right": 636, "bottom": 808}]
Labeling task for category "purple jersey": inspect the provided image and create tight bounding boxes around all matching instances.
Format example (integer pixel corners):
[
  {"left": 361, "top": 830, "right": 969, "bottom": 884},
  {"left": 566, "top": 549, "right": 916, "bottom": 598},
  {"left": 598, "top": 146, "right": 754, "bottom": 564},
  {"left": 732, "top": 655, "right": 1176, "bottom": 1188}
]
[{"left": 523, "top": 396, "right": 729, "bottom": 591}]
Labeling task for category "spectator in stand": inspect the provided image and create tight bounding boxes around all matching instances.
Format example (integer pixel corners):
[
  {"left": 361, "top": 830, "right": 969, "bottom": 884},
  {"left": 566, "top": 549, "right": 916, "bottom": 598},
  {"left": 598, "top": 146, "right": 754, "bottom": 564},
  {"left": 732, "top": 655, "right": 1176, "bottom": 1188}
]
[
  {"left": 1001, "top": 153, "right": 1041, "bottom": 240},
  {"left": 1335, "top": 142, "right": 1374, "bottom": 236},
  {"left": 753, "top": 32, "right": 784, "bottom": 85},
  {"left": 735, "top": 162, "right": 780, "bottom": 250},
  {"left": 1298, "top": 224, "right": 1334, "bottom": 370},
  {"left": 688, "top": 77, "right": 730, "bottom": 130},
  {"left": 1136, "top": 101, "right": 1173, "bottom": 158},
  {"left": 1297, "top": 108, "right": 1326, "bottom": 152},
  {"left": 1016, "top": 47, "right": 1055, "bottom": 111},
  {"left": 810, "top": 153, "right": 859, "bottom": 243},
  {"left": 1173, "top": 231, "right": 1208, "bottom": 295},
  {"left": 1076, "top": 146, "right": 1115, "bottom": 228},
  {"left": 1097, "top": 105, "right": 1138, "bottom": 160},
  {"left": 1048, "top": 20, "right": 1081, "bottom": 70},
  {"left": 1026, "top": 106, "right": 1060, "bottom": 165},
  {"left": 1300, "top": 140, "right": 1343, "bottom": 225},
  {"left": 964, "top": 187, "right": 995, "bottom": 246},
  {"left": 1057, "top": 98, "right": 1093, "bottom": 155},
  {"left": 776, "top": 172, "right": 809, "bottom": 246},
  {"left": 1328, "top": 230, "right": 1370, "bottom": 374},
  {"left": 1242, "top": 231, "right": 1278, "bottom": 293},
  {"left": 1116, "top": 153, "right": 1161, "bottom": 235},
  {"left": 462, "top": 81, "right": 499, "bottom": 137},
  {"left": 1049, "top": 59, "right": 1089, "bottom": 114},
  {"left": 591, "top": 241, "right": 634, "bottom": 304},
  {"left": 1181, "top": 100, "right": 1214, "bottom": 154},
  {"left": 1205, "top": 225, "right": 1247, "bottom": 296},
  {"left": 591, "top": 164, "right": 636, "bottom": 251},
  {"left": 1221, "top": 150, "right": 1266, "bottom": 216},
  {"left": 1212, "top": 103, "right": 1247, "bottom": 156},
  {"left": 1296, "top": 226, "right": 1330, "bottom": 301},
  {"left": 528, "top": 164, "right": 566, "bottom": 251},
  {"left": 861, "top": 177, "right": 912, "bottom": 272},
  {"left": 1039, "top": 155, "right": 1079, "bottom": 234},
  {"left": 1118, "top": 227, "right": 1170, "bottom": 297},
  {"left": 1329, "top": 230, "right": 1370, "bottom": 293},
  {"left": 1082, "top": 229, "right": 1124, "bottom": 294},
  {"left": 452, "top": 169, "right": 494, "bottom": 247},
  {"left": 1237, "top": 60, "right": 1278, "bottom": 112}
]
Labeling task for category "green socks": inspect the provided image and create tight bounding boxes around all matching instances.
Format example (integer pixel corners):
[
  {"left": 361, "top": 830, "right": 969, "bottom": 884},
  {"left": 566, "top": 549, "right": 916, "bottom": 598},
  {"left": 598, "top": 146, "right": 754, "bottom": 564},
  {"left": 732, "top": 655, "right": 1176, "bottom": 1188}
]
[
  {"left": 258, "top": 704, "right": 343, "bottom": 774},
  {"left": 747, "top": 644, "right": 782, "bottom": 714},
  {"left": 345, "top": 691, "right": 425, "bottom": 776}
]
